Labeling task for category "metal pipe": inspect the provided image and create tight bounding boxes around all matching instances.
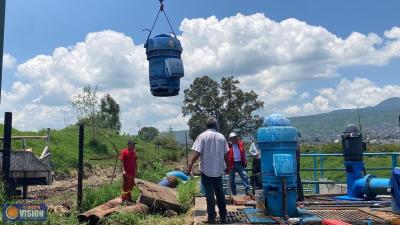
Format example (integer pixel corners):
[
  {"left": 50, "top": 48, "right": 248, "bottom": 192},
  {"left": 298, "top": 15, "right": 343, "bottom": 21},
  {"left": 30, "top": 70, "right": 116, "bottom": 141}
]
[
  {"left": 2, "top": 112, "right": 12, "bottom": 196},
  {"left": 282, "top": 177, "right": 289, "bottom": 220},
  {"left": 366, "top": 177, "right": 390, "bottom": 196},
  {"left": 77, "top": 124, "right": 84, "bottom": 211},
  {"left": 350, "top": 174, "right": 390, "bottom": 199}
]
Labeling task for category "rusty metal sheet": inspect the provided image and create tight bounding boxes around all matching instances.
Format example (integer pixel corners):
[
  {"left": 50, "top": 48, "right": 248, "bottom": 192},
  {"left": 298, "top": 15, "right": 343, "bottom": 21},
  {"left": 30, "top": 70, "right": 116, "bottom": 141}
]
[
  {"left": 78, "top": 198, "right": 149, "bottom": 225},
  {"left": 137, "top": 179, "right": 181, "bottom": 211},
  {"left": 308, "top": 209, "right": 387, "bottom": 224}
]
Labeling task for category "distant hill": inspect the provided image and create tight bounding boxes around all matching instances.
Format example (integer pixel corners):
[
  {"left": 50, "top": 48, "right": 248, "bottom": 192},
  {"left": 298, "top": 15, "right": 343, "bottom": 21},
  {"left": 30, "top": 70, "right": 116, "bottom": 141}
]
[{"left": 290, "top": 97, "right": 400, "bottom": 143}]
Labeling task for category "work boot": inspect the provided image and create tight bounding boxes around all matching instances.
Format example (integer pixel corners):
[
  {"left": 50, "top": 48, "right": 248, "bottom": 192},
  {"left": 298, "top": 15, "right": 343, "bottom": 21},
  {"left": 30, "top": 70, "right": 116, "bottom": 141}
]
[
  {"left": 202, "top": 218, "right": 216, "bottom": 224},
  {"left": 121, "top": 200, "right": 133, "bottom": 206},
  {"left": 220, "top": 218, "right": 229, "bottom": 224}
]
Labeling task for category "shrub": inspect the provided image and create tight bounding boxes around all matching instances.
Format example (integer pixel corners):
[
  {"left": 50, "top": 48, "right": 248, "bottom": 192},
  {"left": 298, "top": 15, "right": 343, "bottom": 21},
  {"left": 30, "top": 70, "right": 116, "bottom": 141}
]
[
  {"left": 88, "top": 138, "right": 108, "bottom": 154},
  {"left": 138, "top": 158, "right": 169, "bottom": 183}
]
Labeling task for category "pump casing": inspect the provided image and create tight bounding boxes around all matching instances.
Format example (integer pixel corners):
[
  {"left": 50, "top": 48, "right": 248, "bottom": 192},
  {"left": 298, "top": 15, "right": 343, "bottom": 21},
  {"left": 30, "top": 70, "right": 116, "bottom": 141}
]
[
  {"left": 145, "top": 34, "right": 184, "bottom": 97},
  {"left": 257, "top": 114, "right": 298, "bottom": 217}
]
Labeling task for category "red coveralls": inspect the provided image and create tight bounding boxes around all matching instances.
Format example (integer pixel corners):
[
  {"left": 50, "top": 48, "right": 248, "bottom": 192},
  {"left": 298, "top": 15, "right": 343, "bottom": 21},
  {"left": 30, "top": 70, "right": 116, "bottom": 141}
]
[{"left": 120, "top": 148, "right": 137, "bottom": 202}]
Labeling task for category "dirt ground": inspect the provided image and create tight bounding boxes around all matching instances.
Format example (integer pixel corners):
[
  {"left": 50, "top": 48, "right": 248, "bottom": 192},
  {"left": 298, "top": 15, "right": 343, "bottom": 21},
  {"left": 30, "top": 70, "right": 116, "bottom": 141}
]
[{"left": 29, "top": 164, "right": 119, "bottom": 199}]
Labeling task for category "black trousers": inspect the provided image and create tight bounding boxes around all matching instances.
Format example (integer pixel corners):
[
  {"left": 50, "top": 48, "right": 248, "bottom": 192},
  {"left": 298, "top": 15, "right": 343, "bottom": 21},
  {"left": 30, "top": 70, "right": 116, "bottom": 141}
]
[
  {"left": 251, "top": 158, "right": 262, "bottom": 189},
  {"left": 201, "top": 173, "right": 227, "bottom": 221}
]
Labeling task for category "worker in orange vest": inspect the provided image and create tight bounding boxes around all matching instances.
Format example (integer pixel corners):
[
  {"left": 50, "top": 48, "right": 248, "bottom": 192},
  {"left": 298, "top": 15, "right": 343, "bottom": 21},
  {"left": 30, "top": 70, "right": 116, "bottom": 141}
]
[
  {"left": 227, "top": 132, "right": 250, "bottom": 195},
  {"left": 120, "top": 140, "right": 138, "bottom": 204}
]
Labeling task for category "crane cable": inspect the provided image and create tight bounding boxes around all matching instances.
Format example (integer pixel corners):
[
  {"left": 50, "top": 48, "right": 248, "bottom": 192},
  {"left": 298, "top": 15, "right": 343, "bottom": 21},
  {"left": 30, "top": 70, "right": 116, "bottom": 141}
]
[{"left": 145, "top": 0, "right": 177, "bottom": 43}]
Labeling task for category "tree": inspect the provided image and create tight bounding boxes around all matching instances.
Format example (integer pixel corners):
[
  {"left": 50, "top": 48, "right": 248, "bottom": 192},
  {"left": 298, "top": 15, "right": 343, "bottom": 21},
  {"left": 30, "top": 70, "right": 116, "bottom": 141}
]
[
  {"left": 71, "top": 85, "right": 99, "bottom": 139},
  {"left": 100, "top": 93, "right": 121, "bottom": 133},
  {"left": 138, "top": 127, "right": 160, "bottom": 142},
  {"left": 182, "top": 76, "right": 264, "bottom": 140}
]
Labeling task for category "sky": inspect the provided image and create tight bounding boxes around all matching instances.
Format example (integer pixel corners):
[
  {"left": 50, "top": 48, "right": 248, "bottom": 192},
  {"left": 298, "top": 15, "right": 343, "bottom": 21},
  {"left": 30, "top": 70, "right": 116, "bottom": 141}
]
[{"left": 1, "top": 0, "right": 400, "bottom": 134}]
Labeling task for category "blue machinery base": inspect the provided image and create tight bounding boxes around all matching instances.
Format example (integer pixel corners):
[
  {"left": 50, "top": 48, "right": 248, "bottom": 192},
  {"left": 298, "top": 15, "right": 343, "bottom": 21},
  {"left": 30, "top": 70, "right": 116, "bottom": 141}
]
[{"left": 243, "top": 208, "right": 322, "bottom": 224}]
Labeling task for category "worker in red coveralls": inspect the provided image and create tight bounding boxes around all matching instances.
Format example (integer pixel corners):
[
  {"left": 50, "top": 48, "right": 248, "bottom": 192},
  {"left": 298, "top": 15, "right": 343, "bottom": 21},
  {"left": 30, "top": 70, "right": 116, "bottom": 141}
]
[{"left": 120, "top": 140, "right": 138, "bottom": 204}]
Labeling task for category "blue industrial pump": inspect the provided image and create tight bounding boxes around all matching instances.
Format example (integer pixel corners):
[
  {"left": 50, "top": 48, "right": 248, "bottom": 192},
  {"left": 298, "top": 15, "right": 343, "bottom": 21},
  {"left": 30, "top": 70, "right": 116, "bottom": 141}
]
[
  {"left": 144, "top": 0, "right": 184, "bottom": 97},
  {"left": 257, "top": 114, "right": 298, "bottom": 217},
  {"left": 336, "top": 125, "right": 390, "bottom": 200},
  {"left": 145, "top": 34, "right": 184, "bottom": 96}
]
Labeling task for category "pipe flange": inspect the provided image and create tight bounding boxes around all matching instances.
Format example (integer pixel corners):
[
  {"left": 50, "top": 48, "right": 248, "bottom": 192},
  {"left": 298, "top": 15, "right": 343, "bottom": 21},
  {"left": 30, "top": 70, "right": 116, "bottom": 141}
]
[{"left": 363, "top": 174, "right": 377, "bottom": 199}]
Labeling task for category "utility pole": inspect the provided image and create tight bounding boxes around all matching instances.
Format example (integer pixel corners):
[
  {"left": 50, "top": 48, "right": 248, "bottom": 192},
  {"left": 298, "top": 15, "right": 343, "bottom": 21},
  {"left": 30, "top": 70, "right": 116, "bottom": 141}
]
[
  {"left": 0, "top": 0, "right": 7, "bottom": 102},
  {"left": 136, "top": 121, "right": 142, "bottom": 133}
]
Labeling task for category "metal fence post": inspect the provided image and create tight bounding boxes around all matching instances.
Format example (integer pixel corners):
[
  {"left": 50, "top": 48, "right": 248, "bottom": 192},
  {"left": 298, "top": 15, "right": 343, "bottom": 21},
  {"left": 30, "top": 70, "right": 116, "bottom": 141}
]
[
  {"left": 313, "top": 155, "right": 318, "bottom": 193},
  {"left": 77, "top": 124, "right": 84, "bottom": 211},
  {"left": 320, "top": 155, "right": 324, "bottom": 178},
  {"left": 392, "top": 153, "right": 398, "bottom": 168},
  {"left": 2, "top": 112, "right": 12, "bottom": 196}
]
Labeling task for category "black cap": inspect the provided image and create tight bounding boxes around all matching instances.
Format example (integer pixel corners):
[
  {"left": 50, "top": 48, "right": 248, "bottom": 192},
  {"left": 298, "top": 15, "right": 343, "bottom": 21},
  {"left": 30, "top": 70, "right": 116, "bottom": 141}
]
[{"left": 127, "top": 140, "right": 137, "bottom": 145}]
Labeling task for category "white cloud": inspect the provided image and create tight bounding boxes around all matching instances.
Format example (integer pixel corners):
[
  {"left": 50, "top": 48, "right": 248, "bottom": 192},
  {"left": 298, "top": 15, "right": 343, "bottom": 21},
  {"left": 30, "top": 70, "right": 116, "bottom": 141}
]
[
  {"left": 284, "top": 105, "right": 301, "bottom": 116},
  {"left": 384, "top": 26, "right": 400, "bottom": 39},
  {"left": 180, "top": 13, "right": 400, "bottom": 111},
  {"left": 3, "top": 53, "right": 16, "bottom": 69},
  {"left": 2, "top": 14, "right": 400, "bottom": 132},
  {"left": 296, "top": 77, "right": 400, "bottom": 114}
]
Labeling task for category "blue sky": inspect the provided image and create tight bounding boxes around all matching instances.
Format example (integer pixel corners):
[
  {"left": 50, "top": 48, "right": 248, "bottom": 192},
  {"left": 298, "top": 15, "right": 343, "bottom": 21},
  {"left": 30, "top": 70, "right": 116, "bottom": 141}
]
[{"left": 1, "top": 0, "right": 400, "bottom": 132}]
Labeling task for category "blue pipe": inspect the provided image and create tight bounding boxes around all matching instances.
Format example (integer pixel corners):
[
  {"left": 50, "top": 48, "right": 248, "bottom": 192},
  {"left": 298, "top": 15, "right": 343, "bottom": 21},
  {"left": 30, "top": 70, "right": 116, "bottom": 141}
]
[{"left": 350, "top": 174, "right": 390, "bottom": 199}]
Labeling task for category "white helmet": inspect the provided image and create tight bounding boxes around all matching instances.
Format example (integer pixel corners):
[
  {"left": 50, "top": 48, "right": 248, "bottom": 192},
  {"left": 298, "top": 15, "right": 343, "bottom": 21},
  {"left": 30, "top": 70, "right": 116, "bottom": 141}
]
[{"left": 229, "top": 132, "right": 238, "bottom": 139}]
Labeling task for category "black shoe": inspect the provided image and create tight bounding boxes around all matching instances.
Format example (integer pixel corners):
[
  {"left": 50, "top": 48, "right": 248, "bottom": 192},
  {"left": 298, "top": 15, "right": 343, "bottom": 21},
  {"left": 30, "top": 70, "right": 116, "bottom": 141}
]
[
  {"left": 220, "top": 219, "right": 229, "bottom": 224},
  {"left": 202, "top": 219, "right": 216, "bottom": 224}
]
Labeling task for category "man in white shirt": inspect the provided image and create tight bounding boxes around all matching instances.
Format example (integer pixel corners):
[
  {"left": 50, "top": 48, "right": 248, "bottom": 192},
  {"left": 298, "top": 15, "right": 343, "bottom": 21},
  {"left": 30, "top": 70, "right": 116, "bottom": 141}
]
[{"left": 187, "top": 117, "right": 229, "bottom": 224}]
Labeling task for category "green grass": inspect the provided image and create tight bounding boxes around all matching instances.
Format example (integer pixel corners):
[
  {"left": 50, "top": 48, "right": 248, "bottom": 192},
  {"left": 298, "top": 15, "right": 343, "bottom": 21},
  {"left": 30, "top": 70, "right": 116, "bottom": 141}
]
[
  {"left": 177, "top": 178, "right": 199, "bottom": 212},
  {"left": 138, "top": 158, "right": 171, "bottom": 183},
  {"left": 81, "top": 180, "right": 140, "bottom": 212}
]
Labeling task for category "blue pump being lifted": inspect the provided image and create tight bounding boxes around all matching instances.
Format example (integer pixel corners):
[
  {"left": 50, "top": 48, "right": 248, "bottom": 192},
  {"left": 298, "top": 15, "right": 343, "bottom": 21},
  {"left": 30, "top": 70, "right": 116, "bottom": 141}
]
[
  {"left": 145, "top": 34, "right": 184, "bottom": 96},
  {"left": 336, "top": 125, "right": 390, "bottom": 200},
  {"left": 144, "top": 0, "right": 184, "bottom": 97}
]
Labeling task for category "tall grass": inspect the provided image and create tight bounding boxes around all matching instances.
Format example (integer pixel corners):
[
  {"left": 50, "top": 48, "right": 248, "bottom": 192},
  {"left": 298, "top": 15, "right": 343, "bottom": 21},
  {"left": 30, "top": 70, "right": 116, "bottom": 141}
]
[
  {"left": 82, "top": 181, "right": 140, "bottom": 211},
  {"left": 137, "top": 158, "right": 170, "bottom": 183},
  {"left": 177, "top": 178, "right": 199, "bottom": 212}
]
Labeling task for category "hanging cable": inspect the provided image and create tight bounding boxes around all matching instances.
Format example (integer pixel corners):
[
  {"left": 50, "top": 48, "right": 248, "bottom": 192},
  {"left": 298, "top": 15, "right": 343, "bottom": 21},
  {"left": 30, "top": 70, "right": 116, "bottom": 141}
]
[
  {"left": 145, "top": 0, "right": 178, "bottom": 43},
  {"left": 162, "top": 10, "right": 177, "bottom": 38}
]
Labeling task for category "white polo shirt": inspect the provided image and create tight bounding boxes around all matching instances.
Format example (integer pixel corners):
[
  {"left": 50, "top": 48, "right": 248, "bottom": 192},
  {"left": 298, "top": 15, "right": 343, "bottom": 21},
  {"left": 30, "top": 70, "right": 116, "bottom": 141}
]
[{"left": 192, "top": 129, "right": 229, "bottom": 177}]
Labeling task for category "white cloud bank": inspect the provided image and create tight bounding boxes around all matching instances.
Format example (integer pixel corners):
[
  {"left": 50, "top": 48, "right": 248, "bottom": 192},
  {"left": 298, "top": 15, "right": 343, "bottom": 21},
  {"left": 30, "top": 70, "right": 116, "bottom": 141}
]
[
  {"left": 1, "top": 13, "right": 400, "bottom": 132},
  {"left": 284, "top": 77, "right": 400, "bottom": 116}
]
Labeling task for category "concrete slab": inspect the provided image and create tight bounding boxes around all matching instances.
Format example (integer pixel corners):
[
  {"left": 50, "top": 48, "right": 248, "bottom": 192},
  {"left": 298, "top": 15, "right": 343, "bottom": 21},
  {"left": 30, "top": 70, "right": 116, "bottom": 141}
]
[{"left": 194, "top": 196, "right": 250, "bottom": 225}]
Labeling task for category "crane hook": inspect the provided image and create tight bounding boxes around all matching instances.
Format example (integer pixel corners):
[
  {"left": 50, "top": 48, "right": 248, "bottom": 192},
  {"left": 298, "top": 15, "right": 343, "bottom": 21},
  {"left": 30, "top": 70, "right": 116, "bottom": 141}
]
[{"left": 159, "top": 0, "right": 164, "bottom": 11}]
